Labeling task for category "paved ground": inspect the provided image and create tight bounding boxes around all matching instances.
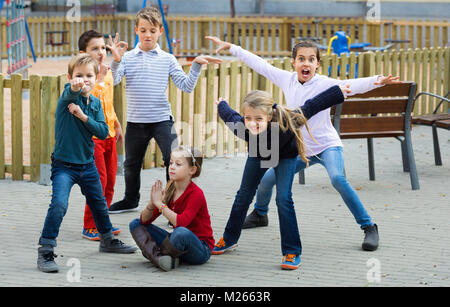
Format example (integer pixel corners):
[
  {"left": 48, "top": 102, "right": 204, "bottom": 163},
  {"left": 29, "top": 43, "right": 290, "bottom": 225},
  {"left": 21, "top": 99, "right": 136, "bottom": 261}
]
[{"left": 0, "top": 125, "right": 449, "bottom": 287}]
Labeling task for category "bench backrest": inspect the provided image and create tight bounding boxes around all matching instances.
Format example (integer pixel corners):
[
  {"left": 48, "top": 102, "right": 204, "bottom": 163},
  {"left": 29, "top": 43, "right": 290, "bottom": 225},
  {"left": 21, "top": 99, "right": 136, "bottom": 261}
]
[{"left": 331, "top": 82, "right": 417, "bottom": 139}]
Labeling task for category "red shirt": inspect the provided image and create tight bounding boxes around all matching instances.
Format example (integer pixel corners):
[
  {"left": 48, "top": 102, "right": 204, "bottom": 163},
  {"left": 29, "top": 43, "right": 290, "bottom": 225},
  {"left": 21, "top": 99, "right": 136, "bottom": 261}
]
[{"left": 140, "top": 181, "right": 215, "bottom": 250}]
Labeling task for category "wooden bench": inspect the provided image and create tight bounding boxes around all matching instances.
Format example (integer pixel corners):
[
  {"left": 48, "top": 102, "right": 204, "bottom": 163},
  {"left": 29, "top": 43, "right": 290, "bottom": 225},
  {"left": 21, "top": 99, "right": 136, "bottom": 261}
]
[
  {"left": 411, "top": 92, "right": 450, "bottom": 166},
  {"left": 299, "top": 82, "right": 420, "bottom": 190}
]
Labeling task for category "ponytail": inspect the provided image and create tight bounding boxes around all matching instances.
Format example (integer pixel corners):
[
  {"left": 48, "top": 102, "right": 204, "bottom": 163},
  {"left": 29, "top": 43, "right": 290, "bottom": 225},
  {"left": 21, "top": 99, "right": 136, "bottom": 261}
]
[{"left": 272, "top": 104, "right": 315, "bottom": 165}]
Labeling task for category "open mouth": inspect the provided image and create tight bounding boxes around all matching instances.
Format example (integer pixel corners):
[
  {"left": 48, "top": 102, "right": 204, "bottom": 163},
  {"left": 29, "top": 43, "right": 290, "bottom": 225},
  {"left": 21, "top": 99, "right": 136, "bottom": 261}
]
[{"left": 301, "top": 68, "right": 311, "bottom": 79}]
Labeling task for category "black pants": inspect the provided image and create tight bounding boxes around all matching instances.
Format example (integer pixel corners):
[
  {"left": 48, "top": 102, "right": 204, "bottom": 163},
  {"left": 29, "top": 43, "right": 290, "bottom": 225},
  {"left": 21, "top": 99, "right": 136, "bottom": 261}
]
[{"left": 123, "top": 119, "right": 178, "bottom": 203}]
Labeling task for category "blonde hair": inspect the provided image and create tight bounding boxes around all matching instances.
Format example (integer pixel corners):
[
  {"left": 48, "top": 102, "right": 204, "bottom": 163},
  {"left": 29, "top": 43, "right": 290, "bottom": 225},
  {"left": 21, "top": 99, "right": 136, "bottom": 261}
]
[
  {"left": 242, "top": 90, "right": 314, "bottom": 165},
  {"left": 135, "top": 7, "right": 162, "bottom": 28},
  {"left": 163, "top": 146, "right": 203, "bottom": 205},
  {"left": 68, "top": 53, "right": 99, "bottom": 77}
]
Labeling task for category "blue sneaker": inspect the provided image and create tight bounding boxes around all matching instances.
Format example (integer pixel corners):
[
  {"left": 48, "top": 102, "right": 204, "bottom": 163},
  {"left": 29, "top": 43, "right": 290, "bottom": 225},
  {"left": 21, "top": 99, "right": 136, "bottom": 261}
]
[
  {"left": 212, "top": 237, "right": 238, "bottom": 255},
  {"left": 112, "top": 227, "right": 121, "bottom": 235},
  {"left": 83, "top": 227, "right": 121, "bottom": 241},
  {"left": 82, "top": 228, "right": 100, "bottom": 241},
  {"left": 281, "top": 254, "right": 301, "bottom": 270}
]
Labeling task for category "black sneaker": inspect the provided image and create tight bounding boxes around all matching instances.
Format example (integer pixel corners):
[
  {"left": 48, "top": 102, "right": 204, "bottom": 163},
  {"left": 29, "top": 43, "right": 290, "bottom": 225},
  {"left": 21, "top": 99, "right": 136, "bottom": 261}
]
[
  {"left": 242, "top": 209, "right": 269, "bottom": 229},
  {"left": 99, "top": 237, "right": 138, "bottom": 254},
  {"left": 37, "top": 246, "right": 59, "bottom": 273},
  {"left": 109, "top": 199, "right": 139, "bottom": 214},
  {"left": 362, "top": 224, "right": 379, "bottom": 251}
]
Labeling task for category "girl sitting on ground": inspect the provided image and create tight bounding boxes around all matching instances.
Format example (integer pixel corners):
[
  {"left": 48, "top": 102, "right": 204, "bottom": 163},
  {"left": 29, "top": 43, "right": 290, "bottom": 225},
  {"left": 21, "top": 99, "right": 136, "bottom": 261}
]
[{"left": 129, "top": 146, "right": 214, "bottom": 271}]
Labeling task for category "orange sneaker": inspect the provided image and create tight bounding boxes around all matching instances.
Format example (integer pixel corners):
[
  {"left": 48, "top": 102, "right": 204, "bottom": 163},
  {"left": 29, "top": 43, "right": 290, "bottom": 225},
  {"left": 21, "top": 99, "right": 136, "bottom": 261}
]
[
  {"left": 212, "top": 237, "right": 238, "bottom": 255},
  {"left": 281, "top": 254, "right": 301, "bottom": 270}
]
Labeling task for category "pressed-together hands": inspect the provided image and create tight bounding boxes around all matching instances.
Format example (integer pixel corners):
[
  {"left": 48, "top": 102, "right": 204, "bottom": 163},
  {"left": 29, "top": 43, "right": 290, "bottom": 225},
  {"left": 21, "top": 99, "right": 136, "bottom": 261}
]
[{"left": 150, "top": 179, "right": 165, "bottom": 211}]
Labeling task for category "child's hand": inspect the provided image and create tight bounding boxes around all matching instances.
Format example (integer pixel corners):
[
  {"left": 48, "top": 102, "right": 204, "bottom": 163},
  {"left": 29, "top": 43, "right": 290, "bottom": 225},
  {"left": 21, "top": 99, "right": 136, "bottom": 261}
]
[
  {"left": 106, "top": 33, "right": 128, "bottom": 62},
  {"left": 114, "top": 122, "right": 123, "bottom": 146},
  {"left": 68, "top": 103, "right": 88, "bottom": 122},
  {"left": 193, "top": 55, "right": 223, "bottom": 65},
  {"left": 339, "top": 84, "right": 351, "bottom": 98},
  {"left": 70, "top": 77, "right": 85, "bottom": 92},
  {"left": 375, "top": 74, "right": 402, "bottom": 85},
  {"left": 205, "top": 36, "right": 232, "bottom": 53},
  {"left": 151, "top": 180, "right": 165, "bottom": 209},
  {"left": 97, "top": 55, "right": 110, "bottom": 83}
]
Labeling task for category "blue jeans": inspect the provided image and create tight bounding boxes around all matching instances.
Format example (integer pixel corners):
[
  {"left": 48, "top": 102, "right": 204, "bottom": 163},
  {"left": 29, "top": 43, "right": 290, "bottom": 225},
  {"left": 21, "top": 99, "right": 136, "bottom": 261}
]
[
  {"left": 254, "top": 146, "right": 374, "bottom": 228},
  {"left": 223, "top": 156, "right": 302, "bottom": 256},
  {"left": 129, "top": 219, "right": 211, "bottom": 265},
  {"left": 39, "top": 157, "right": 113, "bottom": 247}
]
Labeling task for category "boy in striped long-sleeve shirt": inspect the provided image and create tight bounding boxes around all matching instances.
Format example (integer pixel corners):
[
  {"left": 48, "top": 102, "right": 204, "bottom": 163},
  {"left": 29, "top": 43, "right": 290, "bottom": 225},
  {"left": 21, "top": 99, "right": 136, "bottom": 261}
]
[{"left": 108, "top": 7, "right": 221, "bottom": 214}]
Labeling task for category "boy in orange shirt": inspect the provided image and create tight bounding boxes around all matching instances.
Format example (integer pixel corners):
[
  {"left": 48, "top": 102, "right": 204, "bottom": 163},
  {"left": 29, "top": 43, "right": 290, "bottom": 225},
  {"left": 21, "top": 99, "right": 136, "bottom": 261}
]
[{"left": 79, "top": 30, "right": 123, "bottom": 240}]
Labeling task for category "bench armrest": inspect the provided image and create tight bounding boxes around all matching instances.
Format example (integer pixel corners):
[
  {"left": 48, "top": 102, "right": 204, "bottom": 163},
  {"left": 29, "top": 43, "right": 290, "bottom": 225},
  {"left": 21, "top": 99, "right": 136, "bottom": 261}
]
[{"left": 413, "top": 91, "right": 450, "bottom": 114}]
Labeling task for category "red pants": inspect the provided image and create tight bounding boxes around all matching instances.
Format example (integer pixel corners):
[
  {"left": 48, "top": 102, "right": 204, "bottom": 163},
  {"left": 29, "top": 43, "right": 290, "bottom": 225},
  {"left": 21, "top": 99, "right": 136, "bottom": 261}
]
[{"left": 84, "top": 137, "right": 117, "bottom": 229}]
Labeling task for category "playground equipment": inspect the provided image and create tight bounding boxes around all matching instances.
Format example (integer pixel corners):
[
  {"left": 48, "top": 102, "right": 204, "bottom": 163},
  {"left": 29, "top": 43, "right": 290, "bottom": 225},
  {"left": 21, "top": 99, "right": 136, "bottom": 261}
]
[
  {"left": 323, "top": 31, "right": 395, "bottom": 56},
  {"left": 0, "top": 0, "right": 36, "bottom": 75},
  {"left": 321, "top": 31, "right": 395, "bottom": 77},
  {"left": 44, "top": 0, "right": 69, "bottom": 46}
]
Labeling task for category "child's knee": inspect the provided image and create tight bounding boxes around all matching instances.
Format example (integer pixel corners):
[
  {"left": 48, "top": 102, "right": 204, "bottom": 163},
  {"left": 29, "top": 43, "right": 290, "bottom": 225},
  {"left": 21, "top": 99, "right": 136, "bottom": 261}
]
[
  {"left": 330, "top": 174, "right": 348, "bottom": 190},
  {"left": 129, "top": 218, "right": 141, "bottom": 232},
  {"left": 49, "top": 200, "right": 68, "bottom": 217}
]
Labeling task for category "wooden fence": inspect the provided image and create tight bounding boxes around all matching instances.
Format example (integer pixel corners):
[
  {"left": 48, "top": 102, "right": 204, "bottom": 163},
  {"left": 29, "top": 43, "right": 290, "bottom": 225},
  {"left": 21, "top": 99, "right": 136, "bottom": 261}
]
[
  {"left": 1, "top": 15, "right": 449, "bottom": 59},
  {"left": 0, "top": 47, "right": 449, "bottom": 181}
]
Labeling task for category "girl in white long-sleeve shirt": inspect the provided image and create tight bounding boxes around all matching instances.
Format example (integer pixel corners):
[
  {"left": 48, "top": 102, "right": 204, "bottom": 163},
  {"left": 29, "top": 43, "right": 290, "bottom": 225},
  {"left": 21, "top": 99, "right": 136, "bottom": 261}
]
[{"left": 206, "top": 37, "right": 402, "bottom": 251}]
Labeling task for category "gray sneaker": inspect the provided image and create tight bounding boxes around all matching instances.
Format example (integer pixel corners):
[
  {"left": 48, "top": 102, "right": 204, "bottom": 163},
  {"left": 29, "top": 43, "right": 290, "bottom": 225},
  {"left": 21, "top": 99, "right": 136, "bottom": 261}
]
[
  {"left": 37, "top": 246, "right": 59, "bottom": 273},
  {"left": 362, "top": 224, "right": 379, "bottom": 251},
  {"left": 242, "top": 209, "right": 269, "bottom": 229},
  {"left": 99, "top": 237, "right": 138, "bottom": 254}
]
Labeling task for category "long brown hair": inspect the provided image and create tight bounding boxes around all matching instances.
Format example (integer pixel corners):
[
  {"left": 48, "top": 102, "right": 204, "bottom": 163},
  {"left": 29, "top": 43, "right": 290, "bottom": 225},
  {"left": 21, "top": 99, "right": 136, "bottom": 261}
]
[
  {"left": 242, "top": 90, "right": 314, "bottom": 164},
  {"left": 163, "top": 146, "right": 203, "bottom": 205}
]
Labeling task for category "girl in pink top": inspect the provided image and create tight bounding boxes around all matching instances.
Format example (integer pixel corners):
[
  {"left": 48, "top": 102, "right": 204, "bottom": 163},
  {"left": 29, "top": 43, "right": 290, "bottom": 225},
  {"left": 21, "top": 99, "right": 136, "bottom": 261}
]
[{"left": 206, "top": 36, "right": 402, "bottom": 251}]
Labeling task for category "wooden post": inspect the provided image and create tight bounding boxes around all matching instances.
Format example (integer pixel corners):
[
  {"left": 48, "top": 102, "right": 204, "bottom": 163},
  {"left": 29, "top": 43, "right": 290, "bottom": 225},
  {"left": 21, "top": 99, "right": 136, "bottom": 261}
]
[
  {"left": 39, "top": 76, "right": 59, "bottom": 185},
  {"left": 181, "top": 65, "right": 191, "bottom": 146},
  {"left": 114, "top": 79, "right": 126, "bottom": 175},
  {"left": 363, "top": 52, "right": 375, "bottom": 77},
  {"left": 11, "top": 74, "right": 23, "bottom": 180},
  {"left": 238, "top": 63, "right": 248, "bottom": 153},
  {"left": 227, "top": 61, "right": 238, "bottom": 156},
  {"left": 205, "top": 63, "right": 215, "bottom": 157},
  {"left": 216, "top": 63, "right": 226, "bottom": 156},
  {"left": 29, "top": 75, "right": 42, "bottom": 182},
  {"left": 0, "top": 75, "right": 4, "bottom": 179},
  {"left": 445, "top": 47, "right": 450, "bottom": 112}
]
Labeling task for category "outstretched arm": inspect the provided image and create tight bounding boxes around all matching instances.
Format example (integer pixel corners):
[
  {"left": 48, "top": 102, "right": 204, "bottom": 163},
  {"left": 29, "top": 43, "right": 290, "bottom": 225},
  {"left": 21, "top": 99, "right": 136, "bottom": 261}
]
[
  {"left": 300, "top": 85, "right": 348, "bottom": 119},
  {"left": 205, "top": 36, "right": 292, "bottom": 90},
  {"left": 215, "top": 98, "right": 248, "bottom": 141}
]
